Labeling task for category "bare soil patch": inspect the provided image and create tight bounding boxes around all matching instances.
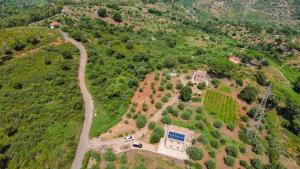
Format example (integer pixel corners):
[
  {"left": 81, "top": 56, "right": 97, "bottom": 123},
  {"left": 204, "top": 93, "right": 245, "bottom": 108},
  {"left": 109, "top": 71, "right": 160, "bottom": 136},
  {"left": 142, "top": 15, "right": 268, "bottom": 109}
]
[{"left": 100, "top": 71, "right": 179, "bottom": 140}]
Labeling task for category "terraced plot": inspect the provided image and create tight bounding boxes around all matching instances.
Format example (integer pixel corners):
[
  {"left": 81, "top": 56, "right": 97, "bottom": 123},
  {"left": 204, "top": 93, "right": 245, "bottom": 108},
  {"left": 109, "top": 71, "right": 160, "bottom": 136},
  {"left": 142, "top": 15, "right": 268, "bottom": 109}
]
[{"left": 204, "top": 90, "right": 238, "bottom": 124}]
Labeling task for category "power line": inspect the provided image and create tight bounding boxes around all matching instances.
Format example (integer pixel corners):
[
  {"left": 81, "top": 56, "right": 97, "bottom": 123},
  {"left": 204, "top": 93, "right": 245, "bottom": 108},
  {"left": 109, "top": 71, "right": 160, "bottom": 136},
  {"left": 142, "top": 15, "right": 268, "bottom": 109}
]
[{"left": 246, "top": 83, "right": 273, "bottom": 138}]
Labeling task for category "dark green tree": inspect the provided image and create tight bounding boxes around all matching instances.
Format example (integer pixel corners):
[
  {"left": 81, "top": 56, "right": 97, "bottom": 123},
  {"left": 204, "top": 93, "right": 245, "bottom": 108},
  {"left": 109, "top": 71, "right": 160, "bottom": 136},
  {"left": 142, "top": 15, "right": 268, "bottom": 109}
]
[
  {"left": 238, "top": 85, "right": 258, "bottom": 104},
  {"left": 97, "top": 8, "right": 108, "bottom": 17},
  {"left": 180, "top": 86, "right": 192, "bottom": 102},
  {"left": 112, "top": 12, "right": 122, "bottom": 22}
]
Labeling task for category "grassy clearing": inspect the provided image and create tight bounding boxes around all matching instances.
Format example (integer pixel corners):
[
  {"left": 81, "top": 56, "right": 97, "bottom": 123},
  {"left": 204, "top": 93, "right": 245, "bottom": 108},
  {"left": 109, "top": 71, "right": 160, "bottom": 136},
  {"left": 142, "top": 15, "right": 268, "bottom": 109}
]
[
  {"left": 0, "top": 43, "right": 83, "bottom": 169},
  {"left": 0, "top": 26, "right": 60, "bottom": 56},
  {"left": 219, "top": 84, "right": 232, "bottom": 94},
  {"left": 203, "top": 90, "right": 238, "bottom": 124}
]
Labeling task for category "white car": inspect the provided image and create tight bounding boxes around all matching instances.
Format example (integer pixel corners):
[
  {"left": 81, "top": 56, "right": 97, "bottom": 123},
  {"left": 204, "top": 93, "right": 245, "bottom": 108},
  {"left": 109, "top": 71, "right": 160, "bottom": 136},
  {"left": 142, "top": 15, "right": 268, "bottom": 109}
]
[{"left": 124, "top": 135, "right": 134, "bottom": 142}]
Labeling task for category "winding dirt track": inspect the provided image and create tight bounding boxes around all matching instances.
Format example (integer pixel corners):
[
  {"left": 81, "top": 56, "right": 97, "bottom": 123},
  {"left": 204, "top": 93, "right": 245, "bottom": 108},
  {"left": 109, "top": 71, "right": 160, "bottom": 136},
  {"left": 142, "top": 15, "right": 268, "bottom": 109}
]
[{"left": 60, "top": 31, "right": 93, "bottom": 169}]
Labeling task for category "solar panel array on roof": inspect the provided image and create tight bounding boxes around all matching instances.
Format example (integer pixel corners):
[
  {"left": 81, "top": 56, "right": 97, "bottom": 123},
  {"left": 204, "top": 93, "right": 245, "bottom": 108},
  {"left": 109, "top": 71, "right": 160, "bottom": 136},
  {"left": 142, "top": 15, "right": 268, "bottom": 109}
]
[{"left": 168, "top": 131, "right": 185, "bottom": 142}]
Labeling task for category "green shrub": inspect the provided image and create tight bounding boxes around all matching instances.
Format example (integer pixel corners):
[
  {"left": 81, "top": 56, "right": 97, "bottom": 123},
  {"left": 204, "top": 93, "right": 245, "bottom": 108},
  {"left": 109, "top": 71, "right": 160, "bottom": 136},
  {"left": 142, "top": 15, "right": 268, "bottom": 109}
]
[
  {"left": 239, "top": 146, "right": 246, "bottom": 154},
  {"left": 226, "top": 145, "right": 238, "bottom": 157},
  {"left": 204, "top": 160, "right": 216, "bottom": 169},
  {"left": 197, "top": 135, "right": 209, "bottom": 144},
  {"left": 184, "top": 160, "right": 202, "bottom": 169},
  {"left": 148, "top": 122, "right": 156, "bottom": 130},
  {"left": 180, "top": 86, "right": 192, "bottom": 101},
  {"left": 181, "top": 111, "right": 191, "bottom": 120},
  {"left": 213, "top": 120, "right": 223, "bottom": 128},
  {"left": 236, "top": 79, "right": 243, "bottom": 86},
  {"left": 252, "top": 143, "right": 264, "bottom": 154},
  {"left": 112, "top": 12, "right": 122, "bottom": 22},
  {"left": 227, "top": 123, "right": 235, "bottom": 131},
  {"left": 251, "top": 158, "right": 262, "bottom": 169},
  {"left": 177, "top": 102, "right": 185, "bottom": 110},
  {"left": 155, "top": 102, "right": 162, "bottom": 109},
  {"left": 211, "top": 79, "right": 220, "bottom": 88},
  {"left": 166, "top": 83, "right": 173, "bottom": 90},
  {"left": 176, "top": 83, "right": 183, "bottom": 89},
  {"left": 195, "top": 121, "right": 205, "bottom": 130},
  {"left": 162, "top": 96, "right": 169, "bottom": 102},
  {"left": 161, "top": 115, "right": 171, "bottom": 124},
  {"left": 241, "top": 115, "right": 249, "bottom": 122},
  {"left": 238, "top": 85, "right": 259, "bottom": 104},
  {"left": 105, "top": 163, "right": 116, "bottom": 169},
  {"left": 150, "top": 127, "right": 164, "bottom": 143},
  {"left": 159, "top": 85, "right": 164, "bottom": 91},
  {"left": 97, "top": 8, "right": 108, "bottom": 17},
  {"left": 185, "top": 75, "right": 192, "bottom": 79},
  {"left": 186, "top": 146, "right": 203, "bottom": 161},
  {"left": 142, "top": 102, "right": 148, "bottom": 112},
  {"left": 240, "top": 160, "right": 248, "bottom": 168},
  {"left": 220, "top": 138, "right": 226, "bottom": 145},
  {"left": 208, "top": 151, "right": 216, "bottom": 158},
  {"left": 167, "top": 106, "right": 178, "bottom": 117},
  {"left": 197, "top": 82, "right": 206, "bottom": 90},
  {"left": 247, "top": 108, "right": 256, "bottom": 118},
  {"left": 211, "top": 130, "right": 221, "bottom": 139},
  {"left": 224, "top": 156, "right": 235, "bottom": 167},
  {"left": 119, "top": 153, "right": 127, "bottom": 164},
  {"left": 135, "top": 114, "right": 147, "bottom": 128},
  {"left": 104, "top": 149, "right": 116, "bottom": 161},
  {"left": 210, "top": 140, "right": 220, "bottom": 149},
  {"left": 120, "top": 165, "right": 128, "bottom": 169},
  {"left": 155, "top": 73, "right": 160, "bottom": 81}
]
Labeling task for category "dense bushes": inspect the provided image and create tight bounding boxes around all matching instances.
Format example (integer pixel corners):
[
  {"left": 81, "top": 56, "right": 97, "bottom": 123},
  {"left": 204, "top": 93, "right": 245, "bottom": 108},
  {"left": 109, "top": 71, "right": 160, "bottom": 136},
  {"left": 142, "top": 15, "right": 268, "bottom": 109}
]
[
  {"left": 104, "top": 149, "right": 116, "bottom": 161},
  {"left": 0, "top": 43, "right": 83, "bottom": 168},
  {"left": 180, "top": 86, "right": 192, "bottom": 101},
  {"left": 186, "top": 146, "right": 203, "bottom": 161},
  {"left": 294, "top": 77, "right": 300, "bottom": 93},
  {"left": 112, "top": 12, "right": 122, "bottom": 22},
  {"left": 204, "top": 160, "right": 216, "bottom": 169},
  {"left": 238, "top": 85, "right": 259, "bottom": 103},
  {"left": 0, "top": 5, "right": 62, "bottom": 29},
  {"left": 98, "top": 8, "right": 108, "bottom": 17},
  {"left": 225, "top": 145, "right": 238, "bottom": 157},
  {"left": 135, "top": 115, "right": 147, "bottom": 128},
  {"left": 150, "top": 127, "right": 164, "bottom": 143},
  {"left": 224, "top": 156, "right": 235, "bottom": 166}
]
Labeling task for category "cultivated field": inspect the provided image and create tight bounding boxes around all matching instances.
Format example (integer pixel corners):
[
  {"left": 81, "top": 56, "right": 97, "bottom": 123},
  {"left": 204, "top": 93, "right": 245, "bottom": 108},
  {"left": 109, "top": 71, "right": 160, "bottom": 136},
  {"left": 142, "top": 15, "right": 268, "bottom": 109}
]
[{"left": 204, "top": 90, "right": 238, "bottom": 124}]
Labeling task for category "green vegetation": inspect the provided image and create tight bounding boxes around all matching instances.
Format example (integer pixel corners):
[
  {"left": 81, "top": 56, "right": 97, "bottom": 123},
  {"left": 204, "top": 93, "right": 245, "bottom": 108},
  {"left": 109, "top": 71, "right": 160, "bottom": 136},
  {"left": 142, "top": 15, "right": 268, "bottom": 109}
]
[
  {"left": 0, "top": 43, "right": 82, "bottom": 169},
  {"left": 150, "top": 126, "right": 164, "bottom": 143},
  {"left": 204, "top": 160, "right": 216, "bottom": 169},
  {"left": 0, "top": 26, "right": 60, "bottom": 63},
  {"left": 204, "top": 90, "right": 238, "bottom": 124},
  {"left": 180, "top": 86, "right": 192, "bottom": 101},
  {"left": 135, "top": 114, "right": 147, "bottom": 128},
  {"left": 82, "top": 151, "right": 101, "bottom": 169},
  {"left": 186, "top": 146, "right": 203, "bottom": 161},
  {"left": 238, "top": 85, "right": 259, "bottom": 104},
  {"left": 97, "top": 8, "right": 108, "bottom": 17},
  {"left": 104, "top": 149, "right": 117, "bottom": 162},
  {"left": 224, "top": 156, "right": 235, "bottom": 167},
  {"left": 0, "top": 4, "right": 62, "bottom": 29}
]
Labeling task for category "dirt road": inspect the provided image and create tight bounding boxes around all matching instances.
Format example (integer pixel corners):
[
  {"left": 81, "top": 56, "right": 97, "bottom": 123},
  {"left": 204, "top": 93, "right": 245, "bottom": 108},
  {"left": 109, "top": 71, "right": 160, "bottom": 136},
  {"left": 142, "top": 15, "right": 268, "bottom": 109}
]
[{"left": 60, "top": 31, "right": 94, "bottom": 169}]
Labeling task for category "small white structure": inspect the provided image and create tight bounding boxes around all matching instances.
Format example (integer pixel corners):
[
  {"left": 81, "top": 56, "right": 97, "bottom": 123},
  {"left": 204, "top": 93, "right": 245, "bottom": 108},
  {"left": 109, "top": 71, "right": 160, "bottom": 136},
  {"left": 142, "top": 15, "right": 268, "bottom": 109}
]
[
  {"left": 228, "top": 56, "right": 241, "bottom": 64},
  {"left": 49, "top": 21, "right": 61, "bottom": 29},
  {"left": 191, "top": 70, "right": 208, "bottom": 85},
  {"left": 164, "top": 125, "right": 194, "bottom": 152},
  {"left": 169, "top": 69, "right": 177, "bottom": 77}
]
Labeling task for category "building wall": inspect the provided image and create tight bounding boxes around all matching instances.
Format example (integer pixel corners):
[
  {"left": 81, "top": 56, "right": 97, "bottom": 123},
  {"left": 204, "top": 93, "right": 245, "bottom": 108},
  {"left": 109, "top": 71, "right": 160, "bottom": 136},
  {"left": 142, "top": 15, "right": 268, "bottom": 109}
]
[{"left": 165, "top": 139, "right": 185, "bottom": 152}]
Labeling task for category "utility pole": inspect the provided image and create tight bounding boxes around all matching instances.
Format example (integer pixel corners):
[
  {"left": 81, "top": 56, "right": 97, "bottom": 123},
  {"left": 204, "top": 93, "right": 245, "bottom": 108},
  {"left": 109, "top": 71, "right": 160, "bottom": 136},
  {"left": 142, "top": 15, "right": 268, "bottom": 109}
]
[{"left": 246, "top": 83, "right": 273, "bottom": 138}]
